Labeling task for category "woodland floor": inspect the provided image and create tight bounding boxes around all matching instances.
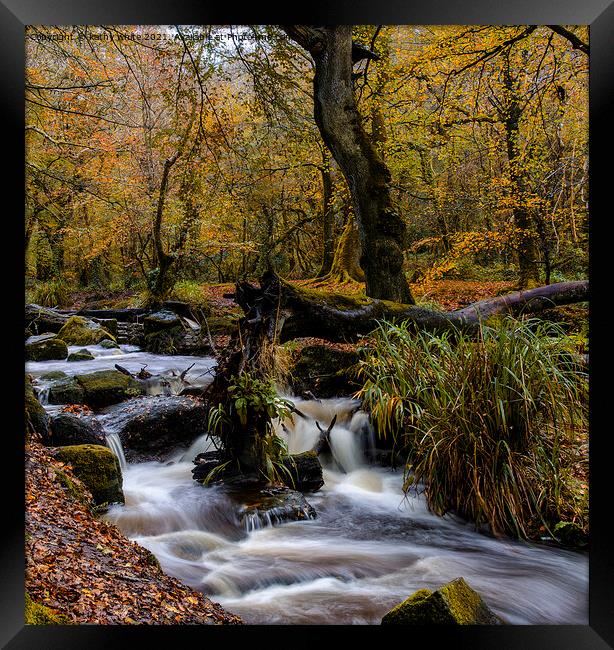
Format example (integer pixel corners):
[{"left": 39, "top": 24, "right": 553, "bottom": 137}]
[{"left": 25, "top": 440, "right": 243, "bottom": 625}]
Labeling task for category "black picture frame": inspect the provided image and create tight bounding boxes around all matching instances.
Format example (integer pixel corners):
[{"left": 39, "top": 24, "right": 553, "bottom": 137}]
[{"left": 3, "top": 1, "right": 611, "bottom": 647}]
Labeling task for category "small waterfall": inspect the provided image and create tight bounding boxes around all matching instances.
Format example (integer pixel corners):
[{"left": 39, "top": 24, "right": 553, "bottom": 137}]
[
  {"left": 106, "top": 432, "right": 127, "bottom": 471},
  {"left": 35, "top": 385, "right": 50, "bottom": 406},
  {"left": 279, "top": 396, "right": 375, "bottom": 473}
]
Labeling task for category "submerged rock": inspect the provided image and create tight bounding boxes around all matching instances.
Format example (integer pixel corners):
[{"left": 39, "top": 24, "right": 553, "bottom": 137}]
[
  {"left": 57, "top": 315, "right": 116, "bottom": 346},
  {"left": 234, "top": 486, "right": 317, "bottom": 531},
  {"left": 48, "top": 412, "right": 106, "bottom": 447},
  {"left": 53, "top": 444, "right": 124, "bottom": 505},
  {"left": 381, "top": 577, "right": 503, "bottom": 625},
  {"left": 97, "top": 395, "right": 208, "bottom": 462},
  {"left": 74, "top": 369, "right": 144, "bottom": 409},
  {"left": 25, "top": 337, "right": 68, "bottom": 362}
]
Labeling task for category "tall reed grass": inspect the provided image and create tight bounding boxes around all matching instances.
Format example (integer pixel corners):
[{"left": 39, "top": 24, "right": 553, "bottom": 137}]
[{"left": 356, "top": 317, "right": 588, "bottom": 540}]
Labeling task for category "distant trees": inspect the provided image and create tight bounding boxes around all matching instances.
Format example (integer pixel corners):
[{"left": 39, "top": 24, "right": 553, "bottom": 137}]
[{"left": 25, "top": 25, "right": 588, "bottom": 296}]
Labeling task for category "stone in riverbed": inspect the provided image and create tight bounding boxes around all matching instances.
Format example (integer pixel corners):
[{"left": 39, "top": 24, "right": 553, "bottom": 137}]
[
  {"left": 57, "top": 315, "right": 116, "bottom": 346},
  {"left": 25, "top": 378, "right": 49, "bottom": 441},
  {"left": 282, "top": 451, "right": 324, "bottom": 492},
  {"left": 235, "top": 486, "right": 317, "bottom": 530},
  {"left": 74, "top": 369, "right": 144, "bottom": 409},
  {"left": 67, "top": 348, "right": 95, "bottom": 362},
  {"left": 48, "top": 412, "right": 106, "bottom": 447},
  {"left": 48, "top": 377, "right": 85, "bottom": 405},
  {"left": 381, "top": 577, "right": 503, "bottom": 625},
  {"left": 97, "top": 395, "right": 208, "bottom": 462},
  {"left": 25, "top": 337, "right": 68, "bottom": 362},
  {"left": 99, "top": 338, "right": 120, "bottom": 349},
  {"left": 53, "top": 444, "right": 124, "bottom": 505}
]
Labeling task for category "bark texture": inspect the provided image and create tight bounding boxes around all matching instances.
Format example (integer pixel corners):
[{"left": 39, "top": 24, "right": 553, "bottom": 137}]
[{"left": 282, "top": 26, "right": 414, "bottom": 304}]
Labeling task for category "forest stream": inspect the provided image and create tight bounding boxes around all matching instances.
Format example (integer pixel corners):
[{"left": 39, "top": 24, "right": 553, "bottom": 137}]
[{"left": 26, "top": 345, "right": 589, "bottom": 626}]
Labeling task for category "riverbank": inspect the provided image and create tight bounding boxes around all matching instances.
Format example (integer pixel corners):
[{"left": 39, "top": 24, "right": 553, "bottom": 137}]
[{"left": 25, "top": 439, "right": 242, "bottom": 625}]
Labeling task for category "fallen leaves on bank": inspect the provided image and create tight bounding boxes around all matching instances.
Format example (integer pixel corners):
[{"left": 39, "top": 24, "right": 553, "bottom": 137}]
[{"left": 25, "top": 440, "right": 243, "bottom": 625}]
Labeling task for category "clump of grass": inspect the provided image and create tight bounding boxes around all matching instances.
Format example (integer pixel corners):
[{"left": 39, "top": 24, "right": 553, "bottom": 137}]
[
  {"left": 27, "top": 279, "right": 71, "bottom": 308},
  {"left": 170, "top": 280, "right": 209, "bottom": 312},
  {"left": 356, "top": 317, "right": 588, "bottom": 540}
]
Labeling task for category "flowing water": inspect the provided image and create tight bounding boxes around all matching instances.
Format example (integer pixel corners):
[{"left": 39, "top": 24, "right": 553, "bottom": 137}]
[{"left": 27, "top": 350, "right": 589, "bottom": 626}]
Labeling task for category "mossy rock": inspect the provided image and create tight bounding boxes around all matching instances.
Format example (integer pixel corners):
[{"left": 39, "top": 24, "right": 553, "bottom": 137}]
[
  {"left": 144, "top": 326, "right": 184, "bottom": 355},
  {"left": 49, "top": 412, "right": 106, "bottom": 447},
  {"left": 25, "top": 592, "right": 71, "bottom": 625},
  {"left": 54, "top": 444, "right": 124, "bottom": 505},
  {"left": 92, "top": 318, "right": 118, "bottom": 337},
  {"left": 57, "top": 315, "right": 116, "bottom": 346},
  {"left": 25, "top": 337, "right": 68, "bottom": 362},
  {"left": 99, "top": 338, "right": 120, "bottom": 349},
  {"left": 381, "top": 578, "right": 502, "bottom": 625},
  {"left": 40, "top": 370, "right": 67, "bottom": 381},
  {"left": 75, "top": 369, "right": 144, "bottom": 409},
  {"left": 289, "top": 345, "right": 360, "bottom": 398},
  {"left": 67, "top": 348, "right": 95, "bottom": 362},
  {"left": 25, "top": 379, "right": 48, "bottom": 440},
  {"left": 47, "top": 377, "right": 85, "bottom": 406},
  {"left": 54, "top": 468, "right": 93, "bottom": 508},
  {"left": 143, "top": 310, "right": 182, "bottom": 336},
  {"left": 205, "top": 316, "right": 239, "bottom": 335}
]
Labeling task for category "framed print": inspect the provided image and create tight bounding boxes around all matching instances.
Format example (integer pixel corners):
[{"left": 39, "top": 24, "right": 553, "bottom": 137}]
[{"left": 3, "top": 0, "right": 612, "bottom": 647}]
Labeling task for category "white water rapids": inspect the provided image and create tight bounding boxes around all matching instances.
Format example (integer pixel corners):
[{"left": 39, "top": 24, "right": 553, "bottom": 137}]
[{"left": 27, "top": 348, "right": 589, "bottom": 625}]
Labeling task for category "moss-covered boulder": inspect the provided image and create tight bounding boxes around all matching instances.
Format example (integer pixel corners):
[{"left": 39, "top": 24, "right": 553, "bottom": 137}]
[
  {"left": 67, "top": 348, "right": 95, "bottom": 362},
  {"left": 381, "top": 578, "right": 502, "bottom": 625},
  {"left": 282, "top": 451, "right": 324, "bottom": 492},
  {"left": 53, "top": 444, "right": 124, "bottom": 505},
  {"left": 25, "top": 337, "right": 68, "bottom": 362},
  {"left": 25, "top": 592, "right": 72, "bottom": 625},
  {"left": 143, "top": 309, "right": 182, "bottom": 335},
  {"left": 92, "top": 318, "right": 118, "bottom": 338},
  {"left": 99, "top": 338, "right": 120, "bottom": 349},
  {"left": 75, "top": 369, "right": 144, "bottom": 409},
  {"left": 47, "top": 377, "right": 85, "bottom": 405},
  {"left": 25, "top": 379, "right": 48, "bottom": 441},
  {"left": 57, "top": 315, "right": 116, "bottom": 346},
  {"left": 40, "top": 370, "right": 67, "bottom": 381},
  {"left": 289, "top": 344, "right": 360, "bottom": 398}
]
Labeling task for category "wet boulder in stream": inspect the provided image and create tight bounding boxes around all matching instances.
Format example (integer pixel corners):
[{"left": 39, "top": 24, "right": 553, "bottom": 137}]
[
  {"left": 74, "top": 369, "right": 144, "bottom": 409},
  {"left": 25, "top": 378, "right": 49, "bottom": 441},
  {"left": 53, "top": 444, "right": 124, "bottom": 506},
  {"left": 57, "top": 315, "right": 116, "bottom": 346},
  {"left": 97, "top": 396, "right": 208, "bottom": 462},
  {"left": 48, "top": 412, "right": 106, "bottom": 447},
  {"left": 25, "top": 336, "right": 68, "bottom": 362},
  {"left": 381, "top": 577, "right": 503, "bottom": 625}
]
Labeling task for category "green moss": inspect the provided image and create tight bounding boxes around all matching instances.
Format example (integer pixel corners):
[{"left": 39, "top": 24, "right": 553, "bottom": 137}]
[
  {"left": 75, "top": 369, "right": 143, "bottom": 408},
  {"left": 381, "top": 578, "right": 502, "bottom": 625},
  {"left": 47, "top": 377, "right": 85, "bottom": 406},
  {"left": 67, "top": 349, "right": 95, "bottom": 362},
  {"left": 40, "top": 371, "right": 67, "bottom": 381},
  {"left": 25, "top": 337, "right": 68, "bottom": 362},
  {"left": 57, "top": 316, "right": 116, "bottom": 346},
  {"left": 25, "top": 379, "right": 48, "bottom": 440},
  {"left": 288, "top": 281, "right": 370, "bottom": 310},
  {"left": 25, "top": 592, "right": 71, "bottom": 625},
  {"left": 54, "top": 469, "right": 92, "bottom": 508},
  {"left": 54, "top": 444, "right": 124, "bottom": 505}
]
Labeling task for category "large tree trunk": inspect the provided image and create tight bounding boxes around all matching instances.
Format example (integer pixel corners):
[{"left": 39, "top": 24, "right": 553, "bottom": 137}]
[
  {"left": 325, "top": 208, "right": 365, "bottom": 283},
  {"left": 282, "top": 26, "right": 414, "bottom": 304},
  {"left": 502, "top": 52, "right": 541, "bottom": 288}
]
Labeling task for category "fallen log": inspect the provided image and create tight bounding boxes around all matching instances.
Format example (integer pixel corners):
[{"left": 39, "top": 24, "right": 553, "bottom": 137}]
[
  {"left": 312, "top": 415, "right": 337, "bottom": 455},
  {"left": 249, "top": 271, "right": 588, "bottom": 343}
]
